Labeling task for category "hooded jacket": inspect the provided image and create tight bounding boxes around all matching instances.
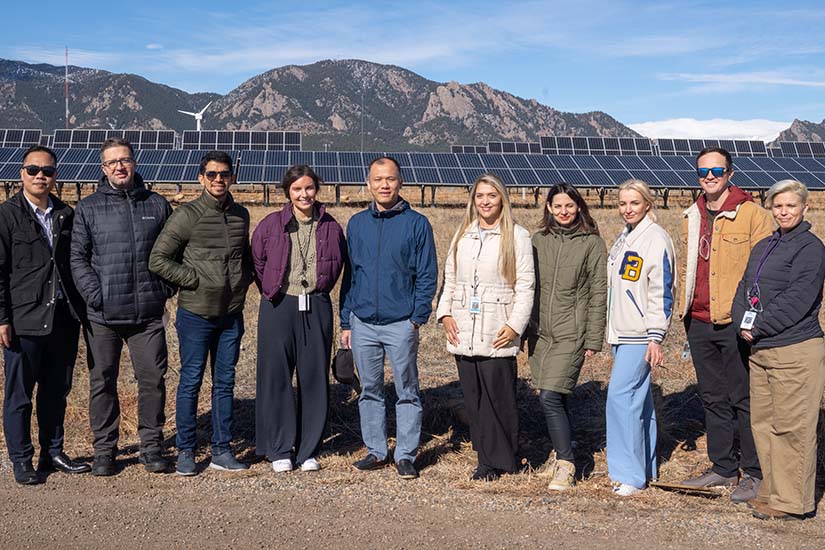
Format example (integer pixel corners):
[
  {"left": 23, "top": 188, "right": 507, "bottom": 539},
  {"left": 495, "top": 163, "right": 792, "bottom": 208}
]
[
  {"left": 339, "top": 199, "right": 437, "bottom": 329},
  {"left": 435, "top": 221, "right": 534, "bottom": 358},
  {"left": 678, "top": 185, "right": 773, "bottom": 324},
  {"left": 606, "top": 215, "right": 675, "bottom": 345},
  {"left": 71, "top": 174, "right": 173, "bottom": 325},
  {"left": 149, "top": 189, "right": 253, "bottom": 318}
]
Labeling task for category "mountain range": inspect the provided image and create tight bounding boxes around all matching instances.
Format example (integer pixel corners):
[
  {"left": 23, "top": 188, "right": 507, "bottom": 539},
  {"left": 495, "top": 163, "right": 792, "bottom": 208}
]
[{"left": 0, "top": 58, "right": 637, "bottom": 151}]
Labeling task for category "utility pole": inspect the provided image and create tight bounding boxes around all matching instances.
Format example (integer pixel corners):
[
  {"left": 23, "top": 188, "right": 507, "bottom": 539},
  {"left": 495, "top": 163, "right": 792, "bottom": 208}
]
[{"left": 64, "top": 46, "right": 69, "bottom": 129}]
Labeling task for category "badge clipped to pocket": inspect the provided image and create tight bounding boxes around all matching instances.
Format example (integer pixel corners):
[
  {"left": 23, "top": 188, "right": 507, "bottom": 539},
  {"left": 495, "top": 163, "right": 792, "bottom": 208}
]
[
  {"left": 469, "top": 296, "right": 482, "bottom": 315},
  {"left": 298, "top": 292, "right": 310, "bottom": 312},
  {"left": 740, "top": 310, "right": 756, "bottom": 330}
]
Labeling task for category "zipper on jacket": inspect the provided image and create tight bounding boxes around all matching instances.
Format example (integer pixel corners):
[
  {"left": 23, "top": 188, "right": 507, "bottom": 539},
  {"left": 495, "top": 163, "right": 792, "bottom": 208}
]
[
  {"left": 469, "top": 232, "right": 485, "bottom": 353},
  {"left": 538, "top": 233, "right": 564, "bottom": 366},
  {"left": 374, "top": 216, "right": 384, "bottom": 323},
  {"left": 127, "top": 195, "right": 139, "bottom": 319}
]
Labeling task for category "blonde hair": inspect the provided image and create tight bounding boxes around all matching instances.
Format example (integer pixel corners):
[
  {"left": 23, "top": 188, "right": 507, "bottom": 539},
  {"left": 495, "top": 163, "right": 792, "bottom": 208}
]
[
  {"left": 766, "top": 179, "right": 808, "bottom": 207},
  {"left": 450, "top": 173, "right": 517, "bottom": 286},
  {"left": 617, "top": 179, "right": 657, "bottom": 223}
]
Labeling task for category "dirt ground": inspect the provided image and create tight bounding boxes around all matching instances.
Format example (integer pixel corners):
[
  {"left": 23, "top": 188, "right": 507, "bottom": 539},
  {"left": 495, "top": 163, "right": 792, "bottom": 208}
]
[{"left": 2, "top": 199, "right": 825, "bottom": 549}]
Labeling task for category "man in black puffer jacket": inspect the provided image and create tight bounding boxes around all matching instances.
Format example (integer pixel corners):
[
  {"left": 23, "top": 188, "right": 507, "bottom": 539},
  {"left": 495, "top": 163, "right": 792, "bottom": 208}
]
[{"left": 71, "top": 138, "right": 173, "bottom": 476}]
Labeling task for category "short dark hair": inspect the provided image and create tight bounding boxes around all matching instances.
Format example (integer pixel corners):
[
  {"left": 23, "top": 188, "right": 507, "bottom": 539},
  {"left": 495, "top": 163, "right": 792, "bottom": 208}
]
[
  {"left": 281, "top": 165, "right": 322, "bottom": 197},
  {"left": 22, "top": 145, "right": 57, "bottom": 166},
  {"left": 367, "top": 156, "right": 402, "bottom": 180},
  {"left": 696, "top": 146, "right": 733, "bottom": 172},
  {"left": 100, "top": 137, "right": 135, "bottom": 161},
  {"left": 541, "top": 183, "right": 599, "bottom": 235},
  {"left": 199, "top": 150, "right": 234, "bottom": 174}
]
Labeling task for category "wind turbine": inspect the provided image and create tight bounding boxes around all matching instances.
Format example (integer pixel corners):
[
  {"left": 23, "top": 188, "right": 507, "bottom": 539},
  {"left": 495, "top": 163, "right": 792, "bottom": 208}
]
[{"left": 178, "top": 101, "right": 212, "bottom": 131}]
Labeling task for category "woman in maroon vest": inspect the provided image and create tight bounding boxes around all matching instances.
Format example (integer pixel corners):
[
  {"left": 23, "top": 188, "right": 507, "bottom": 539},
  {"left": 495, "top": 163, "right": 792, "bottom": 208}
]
[{"left": 251, "top": 165, "right": 346, "bottom": 472}]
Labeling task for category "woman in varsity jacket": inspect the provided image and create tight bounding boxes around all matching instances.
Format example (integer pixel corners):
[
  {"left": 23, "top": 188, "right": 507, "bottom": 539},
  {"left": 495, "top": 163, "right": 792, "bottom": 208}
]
[{"left": 605, "top": 179, "right": 675, "bottom": 496}]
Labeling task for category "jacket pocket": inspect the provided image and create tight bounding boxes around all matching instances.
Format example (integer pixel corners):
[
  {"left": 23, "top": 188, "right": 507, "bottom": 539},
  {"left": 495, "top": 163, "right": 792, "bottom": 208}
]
[
  {"left": 12, "top": 233, "right": 45, "bottom": 268},
  {"left": 625, "top": 290, "right": 645, "bottom": 318},
  {"left": 720, "top": 232, "right": 749, "bottom": 263}
]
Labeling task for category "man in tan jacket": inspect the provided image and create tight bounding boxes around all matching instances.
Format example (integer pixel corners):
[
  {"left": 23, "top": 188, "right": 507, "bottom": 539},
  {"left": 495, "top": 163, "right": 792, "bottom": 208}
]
[{"left": 677, "top": 147, "right": 773, "bottom": 503}]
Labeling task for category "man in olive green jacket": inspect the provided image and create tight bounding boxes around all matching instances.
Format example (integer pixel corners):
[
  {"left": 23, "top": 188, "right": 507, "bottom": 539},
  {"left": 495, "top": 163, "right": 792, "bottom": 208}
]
[{"left": 149, "top": 150, "right": 253, "bottom": 476}]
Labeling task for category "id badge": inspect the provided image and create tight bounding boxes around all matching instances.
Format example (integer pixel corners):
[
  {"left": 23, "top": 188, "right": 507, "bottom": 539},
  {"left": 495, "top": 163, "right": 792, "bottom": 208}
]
[
  {"left": 469, "top": 296, "right": 481, "bottom": 315},
  {"left": 740, "top": 310, "right": 756, "bottom": 330},
  {"left": 298, "top": 292, "right": 310, "bottom": 312}
]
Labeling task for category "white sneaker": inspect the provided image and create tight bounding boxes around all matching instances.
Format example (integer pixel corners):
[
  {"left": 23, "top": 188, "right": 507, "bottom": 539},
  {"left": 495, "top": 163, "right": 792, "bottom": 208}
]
[
  {"left": 271, "top": 459, "right": 293, "bottom": 472},
  {"left": 612, "top": 483, "right": 642, "bottom": 496},
  {"left": 300, "top": 457, "right": 321, "bottom": 472}
]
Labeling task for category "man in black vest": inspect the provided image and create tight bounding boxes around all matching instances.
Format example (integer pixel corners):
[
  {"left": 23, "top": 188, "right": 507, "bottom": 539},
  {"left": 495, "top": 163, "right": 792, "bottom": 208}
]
[
  {"left": 71, "top": 138, "right": 173, "bottom": 476},
  {"left": 0, "top": 145, "right": 90, "bottom": 484}
]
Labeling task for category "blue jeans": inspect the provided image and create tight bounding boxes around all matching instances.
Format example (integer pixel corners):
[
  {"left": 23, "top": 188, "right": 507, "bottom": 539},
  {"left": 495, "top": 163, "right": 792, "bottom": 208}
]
[
  {"left": 606, "top": 344, "right": 657, "bottom": 488},
  {"left": 175, "top": 307, "right": 244, "bottom": 455},
  {"left": 350, "top": 314, "right": 421, "bottom": 463}
]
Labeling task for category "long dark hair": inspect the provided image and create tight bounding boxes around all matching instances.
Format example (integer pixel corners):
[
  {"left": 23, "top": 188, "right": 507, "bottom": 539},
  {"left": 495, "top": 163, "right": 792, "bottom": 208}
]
[{"left": 540, "top": 183, "right": 599, "bottom": 235}]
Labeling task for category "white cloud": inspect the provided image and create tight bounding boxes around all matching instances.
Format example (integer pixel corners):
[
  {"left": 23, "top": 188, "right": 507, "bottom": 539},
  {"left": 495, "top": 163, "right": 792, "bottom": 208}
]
[
  {"left": 145, "top": 44, "right": 163, "bottom": 50},
  {"left": 658, "top": 71, "right": 825, "bottom": 94},
  {"left": 629, "top": 118, "right": 791, "bottom": 142}
]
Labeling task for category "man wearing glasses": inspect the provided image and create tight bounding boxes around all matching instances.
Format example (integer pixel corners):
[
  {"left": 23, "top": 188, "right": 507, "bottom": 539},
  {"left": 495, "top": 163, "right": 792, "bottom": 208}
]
[
  {"left": 149, "top": 151, "right": 253, "bottom": 476},
  {"left": 0, "top": 146, "right": 90, "bottom": 484},
  {"left": 71, "top": 138, "right": 173, "bottom": 476},
  {"left": 677, "top": 146, "right": 772, "bottom": 502}
]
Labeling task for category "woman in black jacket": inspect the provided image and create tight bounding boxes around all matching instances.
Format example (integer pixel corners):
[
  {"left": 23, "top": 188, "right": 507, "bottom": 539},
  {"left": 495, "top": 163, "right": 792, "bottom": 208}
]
[{"left": 732, "top": 179, "right": 825, "bottom": 521}]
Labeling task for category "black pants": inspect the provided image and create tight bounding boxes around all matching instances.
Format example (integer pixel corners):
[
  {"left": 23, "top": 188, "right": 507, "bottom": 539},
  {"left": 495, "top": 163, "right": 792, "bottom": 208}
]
[
  {"left": 85, "top": 319, "right": 168, "bottom": 456},
  {"left": 539, "top": 390, "right": 574, "bottom": 462},
  {"left": 685, "top": 318, "right": 761, "bottom": 478},
  {"left": 2, "top": 304, "right": 79, "bottom": 462},
  {"left": 455, "top": 355, "right": 518, "bottom": 472},
  {"left": 256, "top": 294, "right": 332, "bottom": 463}
]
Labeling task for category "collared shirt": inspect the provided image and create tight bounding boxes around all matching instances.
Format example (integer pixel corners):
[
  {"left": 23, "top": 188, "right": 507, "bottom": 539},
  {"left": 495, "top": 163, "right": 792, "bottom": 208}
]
[{"left": 23, "top": 194, "right": 55, "bottom": 248}]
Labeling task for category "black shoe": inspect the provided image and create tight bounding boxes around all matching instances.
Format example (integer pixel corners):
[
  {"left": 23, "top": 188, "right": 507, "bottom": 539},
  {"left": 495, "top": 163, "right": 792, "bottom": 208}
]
[
  {"left": 471, "top": 465, "right": 501, "bottom": 481},
  {"left": 352, "top": 453, "right": 387, "bottom": 471},
  {"left": 139, "top": 451, "right": 170, "bottom": 473},
  {"left": 13, "top": 460, "right": 39, "bottom": 485},
  {"left": 396, "top": 459, "right": 419, "bottom": 479},
  {"left": 38, "top": 452, "right": 91, "bottom": 474},
  {"left": 91, "top": 455, "right": 117, "bottom": 477}
]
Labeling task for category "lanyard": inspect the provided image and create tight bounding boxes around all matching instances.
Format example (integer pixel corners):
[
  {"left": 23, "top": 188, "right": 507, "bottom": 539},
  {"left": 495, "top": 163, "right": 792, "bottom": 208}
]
[
  {"left": 296, "top": 219, "right": 315, "bottom": 288},
  {"left": 748, "top": 233, "right": 782, "bottom": 310}
]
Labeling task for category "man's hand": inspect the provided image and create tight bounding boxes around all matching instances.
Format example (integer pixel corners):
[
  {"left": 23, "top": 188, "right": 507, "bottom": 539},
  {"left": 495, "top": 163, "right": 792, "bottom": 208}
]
[
  {"left": 492, "top": 324, "right": 518, "bottom": 349},
  {"left": 740, "top": 329, "right": 754, "bottom": 343},
  {"left": 441, "top": 316, "right": 460, "bottom": 346},
  {"left": 340, "top": 329, "right": 351, "bottom": 349},
  {"left": 0, "top": 324, "right": 11, "bottom": 348},
  {"left": 645, "top": 341, "right": 664, "bottom": 367},
  {"left": 585, "top": 349, "right": 597, "bottom": 358}
]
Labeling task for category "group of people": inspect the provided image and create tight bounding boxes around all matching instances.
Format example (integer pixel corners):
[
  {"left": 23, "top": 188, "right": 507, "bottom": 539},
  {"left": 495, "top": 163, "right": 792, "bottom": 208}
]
[{"left": 2, "top": 140, "right": 824, "bottom": 521}]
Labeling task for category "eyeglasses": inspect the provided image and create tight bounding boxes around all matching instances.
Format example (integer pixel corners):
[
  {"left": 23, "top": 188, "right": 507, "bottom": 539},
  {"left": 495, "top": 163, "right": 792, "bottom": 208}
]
[
  {"left": 22, "top": 165, "right": 57, "bottom": 177},
  {"left": 204, "top": 170, "right": 232, "bottom": 181},
  {"left": 102, "top": 158, "right": 136, "bottom": 169},
  {"left": 696, "top": 167, "right": 728, "bottom": 179}
]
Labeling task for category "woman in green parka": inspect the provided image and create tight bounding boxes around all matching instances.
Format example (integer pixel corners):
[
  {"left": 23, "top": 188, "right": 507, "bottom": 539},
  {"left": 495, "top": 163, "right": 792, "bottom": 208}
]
[{"left": 529, "top": 183, "right": 607, "bottom": 491}]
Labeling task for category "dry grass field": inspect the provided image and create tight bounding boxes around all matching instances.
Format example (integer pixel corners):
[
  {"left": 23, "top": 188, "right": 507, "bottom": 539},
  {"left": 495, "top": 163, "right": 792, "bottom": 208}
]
[{"left": 2, "top": 187, "right": 825, "bottom": 548}]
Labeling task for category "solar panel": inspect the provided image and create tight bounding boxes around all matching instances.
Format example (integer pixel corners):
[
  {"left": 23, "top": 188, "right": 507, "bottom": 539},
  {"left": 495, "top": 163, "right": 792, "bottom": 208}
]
[
  {"left": 0, "top": 129, "right": 42, "bottom": 148},
  {"left": 457, "top": 154, "right": 483, "bottom": 168}
]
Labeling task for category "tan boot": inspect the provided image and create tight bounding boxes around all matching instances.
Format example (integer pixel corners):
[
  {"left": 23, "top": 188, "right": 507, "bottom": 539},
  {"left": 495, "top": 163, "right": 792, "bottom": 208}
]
[{"left": 547, "top": 459, "right": 576, "bottom": 491}]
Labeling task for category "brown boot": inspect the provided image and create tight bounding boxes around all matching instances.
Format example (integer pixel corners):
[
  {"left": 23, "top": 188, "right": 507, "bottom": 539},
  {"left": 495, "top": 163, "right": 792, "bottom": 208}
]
[
  {"left": 751, "top": 501, "right": 805, "bottom": 521},
  {"left": 547, "top": 459, "right": 576, "bottom": 491}
]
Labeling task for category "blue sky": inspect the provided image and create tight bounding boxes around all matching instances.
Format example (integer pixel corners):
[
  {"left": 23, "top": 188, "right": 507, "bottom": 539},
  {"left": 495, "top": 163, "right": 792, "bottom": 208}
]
[{"left": 3, "top": 0, "right": 824, "bottom": 140}]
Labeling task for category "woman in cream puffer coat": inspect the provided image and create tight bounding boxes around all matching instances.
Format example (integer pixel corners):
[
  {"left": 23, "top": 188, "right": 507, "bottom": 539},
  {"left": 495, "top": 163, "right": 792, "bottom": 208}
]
[{"left": 436, "top": 173, "right": 534, "bottom": 481}]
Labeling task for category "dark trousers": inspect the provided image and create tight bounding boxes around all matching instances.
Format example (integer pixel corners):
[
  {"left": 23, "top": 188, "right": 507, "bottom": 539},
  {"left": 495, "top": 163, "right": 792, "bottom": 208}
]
[
  {"left": 3, "top": 304, "right": 79, "bottom": 462},
  {"left": 85, "top": 318, "right": 168, "bottom": 456},
  {"left": 685, "top": 318, "right": 761, "bottom": 478},
  {"left": 175, "top": 307, "right": 244, "bottom": 455},
  {"left": 539, "top": 389, "right": 574, "bottom": 462},
  {"left": 455, "top": 355, "right": 519, "bottom": 472},
  {"left": 256, "top": 294, "right": 332, "bottom": 463}
]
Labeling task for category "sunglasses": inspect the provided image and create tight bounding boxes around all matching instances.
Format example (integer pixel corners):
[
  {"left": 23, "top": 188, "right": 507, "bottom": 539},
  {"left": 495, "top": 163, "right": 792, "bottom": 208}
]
[
  {"left": 204, "top": 170, "right": 233, "bottom": 181},
  {"left": 696, "top": 167, "right": 728, "bottom": 179},
  {"left": 22, "top": 165, "right": 57, "bottom": 177}
]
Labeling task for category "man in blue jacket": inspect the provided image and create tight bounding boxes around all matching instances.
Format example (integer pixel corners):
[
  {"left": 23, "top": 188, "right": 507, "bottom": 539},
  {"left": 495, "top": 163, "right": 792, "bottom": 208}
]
[
  {"left": 340, "top": 156, "right": 437, "bottom": 479},
  {"left": 71, "top": 138, "right": 173, "bottom": 476}
]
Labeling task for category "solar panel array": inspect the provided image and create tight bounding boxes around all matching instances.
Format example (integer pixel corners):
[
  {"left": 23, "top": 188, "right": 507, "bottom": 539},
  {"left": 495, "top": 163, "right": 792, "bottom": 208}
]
[
  {"left": 776, "top": 141, "right": 825, "bottom": 158},
  {"left": 657, "top": 138, "right": 768, "bottom": 157},
  {"left": 540, "top": 136, "right": 654, "bottom": 156},
  {"left": 0, "top": 129, "right": 42, "bottom": 148},
  {"left": 2, "top": 147, "right": 825, "bottom": 191},
  {"left": 451, "top": 145, "right": 488, "bottom": 154},
  {"left": 487, "top": 141, "right": 542, "bottom": 154},
  {"left": 182, "top": 131, "right": 301, "bottom": 151},
  {"left": 53, "top": 129, "right": 175, "bottom": 149}
]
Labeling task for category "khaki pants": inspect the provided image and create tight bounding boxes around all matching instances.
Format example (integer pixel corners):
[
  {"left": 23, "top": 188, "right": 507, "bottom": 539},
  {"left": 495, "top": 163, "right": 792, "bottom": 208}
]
[{"left": 749, "top": 338, "right": 825, "bottom": 515}]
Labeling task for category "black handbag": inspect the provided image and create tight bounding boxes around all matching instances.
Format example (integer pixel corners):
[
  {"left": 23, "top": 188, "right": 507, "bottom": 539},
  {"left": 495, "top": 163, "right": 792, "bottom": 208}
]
[{"left": 332, "top": 348, "right": 361, "bottom": 393}]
